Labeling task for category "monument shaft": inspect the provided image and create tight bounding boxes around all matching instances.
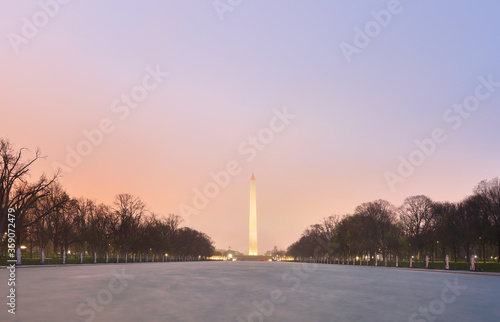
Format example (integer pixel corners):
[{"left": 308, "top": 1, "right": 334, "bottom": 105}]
[{"left": 249, "top": 174, "right": 258, "bottom": 255}]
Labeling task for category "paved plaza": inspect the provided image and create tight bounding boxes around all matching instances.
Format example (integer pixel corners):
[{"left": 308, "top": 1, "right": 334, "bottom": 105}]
[{"left": 1, "top": 261, "right": 499, "bottom": 321}]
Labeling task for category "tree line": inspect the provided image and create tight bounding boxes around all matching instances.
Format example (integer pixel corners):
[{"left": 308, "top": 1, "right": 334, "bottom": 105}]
[
  {"left": 0, "top": 138, "right": 215, "bottom": 260},
  {"left": 287, "top": 179, "right": 500, "bottom": 263}
]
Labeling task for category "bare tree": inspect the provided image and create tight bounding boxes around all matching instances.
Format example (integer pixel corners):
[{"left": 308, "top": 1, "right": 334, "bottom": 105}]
[
  {"left": 60, "top": 198, "right": 86, "bottom": 256},
  {"left": 112, "top": 194, "right": 147, "bottom": 255},
  {"left": 26, "top": 186, "right": 69, "bottom": 259},
  {"left": 30, "top": 213, "right": 51, "bottom": 260},
  {"left": 79, "top": 200, "right": 115, "bottom": 255},
  {"left": 173, "top": 227, "right": 214, "bottom": 257},
  {"left": 39, "top": 184, "right": 71, "bottom": 258},
  {"left": 354, "top": 200, "right": 400, "bottom": 260},
  {"left": 433, "top": 202, "right": 460, "bottom": 261},
  {"left": 474, "top": 178, "right": 500, "bottom": 262},
  {"left": 0, "top": 138, "right": 58, "bottom": 244},
  {"left": 399, "top": 195, "right": 435, "bottom": 260},
  {"left": 287, "top": 215, "right": 340, "bottom": 258}
]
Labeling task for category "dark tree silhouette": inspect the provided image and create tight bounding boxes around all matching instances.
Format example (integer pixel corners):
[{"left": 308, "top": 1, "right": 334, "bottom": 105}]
[
  {"left": 399, "top": 195, "right": 435, "bottom": 260},
  {"left": 0, "top": 138, "right": 58, "bottom": 245}
]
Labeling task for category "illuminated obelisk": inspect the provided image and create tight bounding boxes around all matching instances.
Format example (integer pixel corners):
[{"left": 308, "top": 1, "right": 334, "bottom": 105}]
[{"left": 249, "top": 173, "right": 258, "bottom": 255}]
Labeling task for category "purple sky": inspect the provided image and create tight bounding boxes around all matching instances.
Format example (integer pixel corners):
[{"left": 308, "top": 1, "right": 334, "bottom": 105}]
[{"left": 2, "top": 0, "right": 500, "bottom": 253}]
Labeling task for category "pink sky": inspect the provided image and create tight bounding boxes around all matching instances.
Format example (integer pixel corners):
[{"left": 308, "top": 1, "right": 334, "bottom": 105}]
[{"left": 2, "top": 1, "right": 500, "bottom": 253}]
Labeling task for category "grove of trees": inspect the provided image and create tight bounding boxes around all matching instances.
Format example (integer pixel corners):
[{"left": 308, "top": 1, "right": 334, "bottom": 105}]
[
  {"left": 287, "top": 179, "right": 500, "bottom": 264},
  {"left": 0, "top": 138, "right": 215, "bottom": 262}
]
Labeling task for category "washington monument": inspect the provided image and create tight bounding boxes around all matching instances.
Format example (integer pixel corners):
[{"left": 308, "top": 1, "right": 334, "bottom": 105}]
[{"left": 249, "top": 173, "right": 258, "bottom": 255}]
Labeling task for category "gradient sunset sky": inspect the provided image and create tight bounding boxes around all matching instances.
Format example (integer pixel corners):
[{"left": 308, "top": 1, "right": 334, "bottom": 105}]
[{"left": 2, "top": 1, "right": 500, "bottom": 253}]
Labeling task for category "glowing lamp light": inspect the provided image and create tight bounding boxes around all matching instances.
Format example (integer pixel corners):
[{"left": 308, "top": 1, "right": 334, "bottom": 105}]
[{"left": 20, "top": 245, "right": 27, "bottom": 250}]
